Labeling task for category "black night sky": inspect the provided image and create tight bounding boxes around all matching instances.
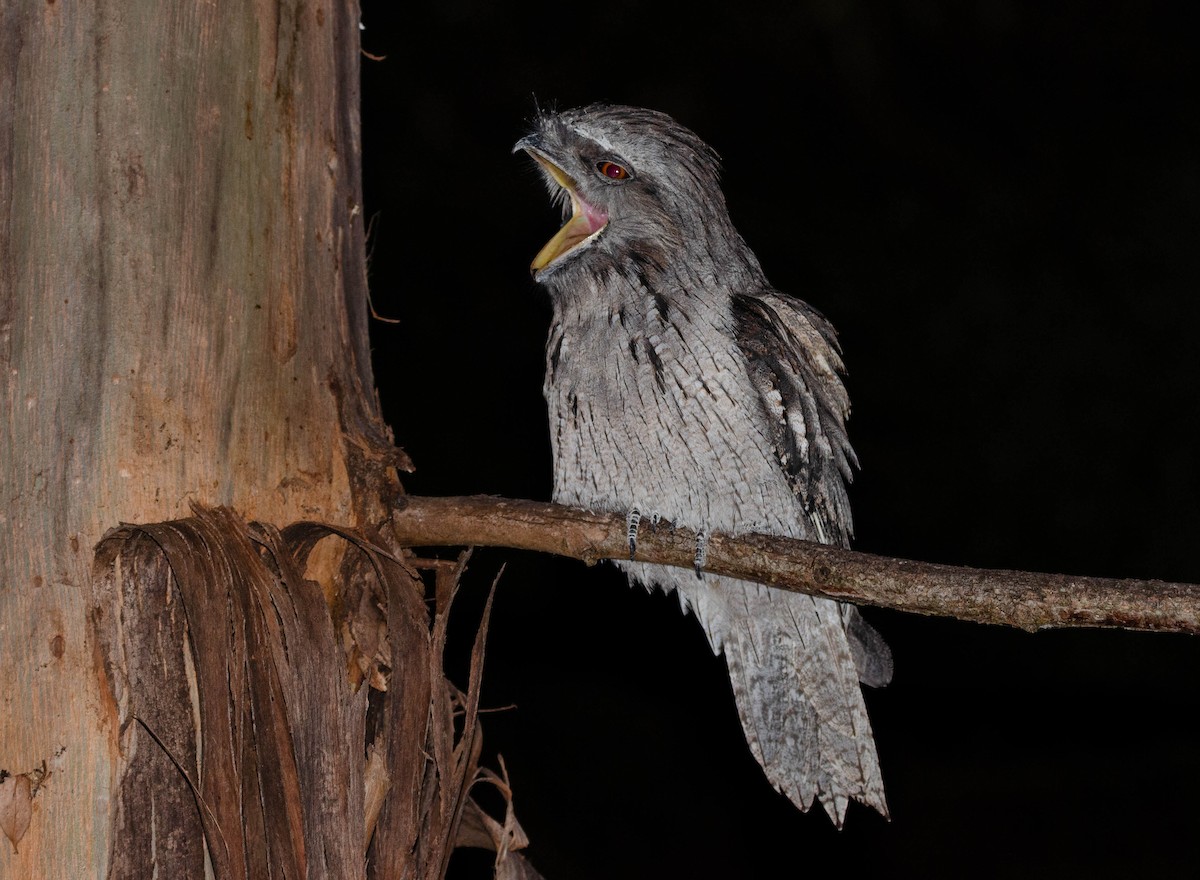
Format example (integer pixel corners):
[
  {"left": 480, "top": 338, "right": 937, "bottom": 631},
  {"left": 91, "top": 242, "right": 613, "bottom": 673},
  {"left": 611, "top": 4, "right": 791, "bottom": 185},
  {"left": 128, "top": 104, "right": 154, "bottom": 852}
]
[{"left": 357, "top": 2, "right": 1199, "bottom": 876}]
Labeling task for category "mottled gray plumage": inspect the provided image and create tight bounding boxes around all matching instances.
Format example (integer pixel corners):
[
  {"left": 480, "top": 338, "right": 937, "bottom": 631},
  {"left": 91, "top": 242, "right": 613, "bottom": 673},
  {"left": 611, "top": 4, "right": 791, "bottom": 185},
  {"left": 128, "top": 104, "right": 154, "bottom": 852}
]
[{"left": 516, "top": 104, "right": 890, "bottom": 823}]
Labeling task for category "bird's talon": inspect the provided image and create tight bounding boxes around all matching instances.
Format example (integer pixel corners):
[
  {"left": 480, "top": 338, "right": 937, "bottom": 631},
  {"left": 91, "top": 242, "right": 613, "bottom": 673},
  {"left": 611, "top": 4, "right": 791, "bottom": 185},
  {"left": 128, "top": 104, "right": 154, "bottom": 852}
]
[
  {"left": 694, "top": 529, "right": 709, "bottom": 578},
  {"left": 626, "top": 507, "right": 642, "bottom": 560}
]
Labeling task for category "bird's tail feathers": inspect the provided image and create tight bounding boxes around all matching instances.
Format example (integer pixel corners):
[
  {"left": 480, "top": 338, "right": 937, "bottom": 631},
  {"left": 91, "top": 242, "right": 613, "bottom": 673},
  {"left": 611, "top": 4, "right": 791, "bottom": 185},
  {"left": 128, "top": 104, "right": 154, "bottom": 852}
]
[{"left": 687, "top": 577, "right": 888, "bottom": 825}]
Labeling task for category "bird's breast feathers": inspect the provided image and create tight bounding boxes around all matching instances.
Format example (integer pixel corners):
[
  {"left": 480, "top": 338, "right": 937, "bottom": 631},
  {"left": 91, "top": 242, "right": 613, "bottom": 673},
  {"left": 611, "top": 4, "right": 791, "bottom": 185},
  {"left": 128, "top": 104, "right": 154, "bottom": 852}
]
[{"left": 545, "top": 278, "right": 810, "bottom": 539}]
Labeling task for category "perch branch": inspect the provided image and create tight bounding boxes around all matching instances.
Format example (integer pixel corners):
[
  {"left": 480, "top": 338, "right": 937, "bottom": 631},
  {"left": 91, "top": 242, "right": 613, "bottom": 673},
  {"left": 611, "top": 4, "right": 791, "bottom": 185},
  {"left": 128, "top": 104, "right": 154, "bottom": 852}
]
[{"left": 389, "top": 495, "right": 1200, "bottom": 635}]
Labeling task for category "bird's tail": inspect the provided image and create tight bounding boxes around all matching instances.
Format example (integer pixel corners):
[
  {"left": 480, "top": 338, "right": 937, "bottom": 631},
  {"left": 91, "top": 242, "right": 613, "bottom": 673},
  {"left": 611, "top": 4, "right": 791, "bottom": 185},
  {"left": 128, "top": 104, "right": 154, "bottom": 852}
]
[{"left": 682, "top": 575, "right": 889, "bottom": 826}]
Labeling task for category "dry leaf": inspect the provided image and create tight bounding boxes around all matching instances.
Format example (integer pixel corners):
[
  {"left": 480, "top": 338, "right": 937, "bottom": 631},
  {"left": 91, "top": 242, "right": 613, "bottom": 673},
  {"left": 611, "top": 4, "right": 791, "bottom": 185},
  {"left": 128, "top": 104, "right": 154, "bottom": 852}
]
[
  {"left": 0, "top": 771, "right": 33, "bottom": 853},
  {"left": 455, "top": 758, "right": 543, "bottom": 879}
]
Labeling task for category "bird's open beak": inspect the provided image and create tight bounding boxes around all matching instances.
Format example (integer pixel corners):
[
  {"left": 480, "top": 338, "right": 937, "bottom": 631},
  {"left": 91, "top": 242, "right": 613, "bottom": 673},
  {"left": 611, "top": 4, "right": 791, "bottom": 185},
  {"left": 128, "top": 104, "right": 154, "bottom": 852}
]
[{"left": 516, "top": 139, "right": 608, "bottom": 275}]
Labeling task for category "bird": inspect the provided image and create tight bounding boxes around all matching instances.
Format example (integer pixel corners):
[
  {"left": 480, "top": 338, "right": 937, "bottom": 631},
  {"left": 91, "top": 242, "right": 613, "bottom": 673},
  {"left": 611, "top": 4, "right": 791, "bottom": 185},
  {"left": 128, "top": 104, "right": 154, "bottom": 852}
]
[{"left": 515, "top": 103, "right": 891, "bottom": 825}]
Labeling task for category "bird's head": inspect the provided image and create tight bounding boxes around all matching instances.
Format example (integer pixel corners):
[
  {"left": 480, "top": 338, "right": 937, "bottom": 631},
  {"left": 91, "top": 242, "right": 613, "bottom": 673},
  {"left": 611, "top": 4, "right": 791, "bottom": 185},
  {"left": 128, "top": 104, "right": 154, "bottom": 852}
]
[{"left": 515, "top": 104, "right": 745, "bottom": 286}]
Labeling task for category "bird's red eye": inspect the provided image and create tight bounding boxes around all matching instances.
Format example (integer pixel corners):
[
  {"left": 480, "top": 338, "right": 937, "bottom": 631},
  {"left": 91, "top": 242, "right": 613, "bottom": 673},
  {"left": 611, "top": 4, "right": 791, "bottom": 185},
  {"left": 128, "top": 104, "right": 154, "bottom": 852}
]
[{"left": 596, "top": 161, "right": 628, "bottom": 180}]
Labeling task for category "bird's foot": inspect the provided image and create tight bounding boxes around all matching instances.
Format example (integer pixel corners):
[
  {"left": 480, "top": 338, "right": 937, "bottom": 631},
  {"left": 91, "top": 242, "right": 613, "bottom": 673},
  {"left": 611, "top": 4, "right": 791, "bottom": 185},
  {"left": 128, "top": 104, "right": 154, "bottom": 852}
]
[
  {"left": 626, "top": 507, "right": 641, "bottom": 560},
  {"left": 694, "top": 529, "right": 709, "bottom": 578},
  {"left": 626, "top": 508, "right": 665, "bottom": 560}
]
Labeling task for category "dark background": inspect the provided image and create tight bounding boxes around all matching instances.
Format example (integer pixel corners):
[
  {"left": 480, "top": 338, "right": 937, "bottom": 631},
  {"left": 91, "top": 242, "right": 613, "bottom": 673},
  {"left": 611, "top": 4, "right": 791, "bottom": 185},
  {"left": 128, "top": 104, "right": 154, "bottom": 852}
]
[{"left": 358, "top": 2, "right": 1199, "bottom": 876}]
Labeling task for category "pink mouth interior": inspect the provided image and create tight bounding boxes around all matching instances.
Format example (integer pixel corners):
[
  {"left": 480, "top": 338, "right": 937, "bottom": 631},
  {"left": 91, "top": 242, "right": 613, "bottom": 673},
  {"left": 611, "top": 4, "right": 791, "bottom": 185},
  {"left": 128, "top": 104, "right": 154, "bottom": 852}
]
[{"left": 579, "top": 198, "right": 607, "bottom": 234}]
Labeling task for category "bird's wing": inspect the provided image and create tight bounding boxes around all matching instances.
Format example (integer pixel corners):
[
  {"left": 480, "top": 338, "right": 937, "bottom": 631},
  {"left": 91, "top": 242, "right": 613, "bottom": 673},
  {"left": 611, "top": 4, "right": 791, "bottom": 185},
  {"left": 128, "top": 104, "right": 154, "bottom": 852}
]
[
  {"left": 731, "top": 291, "right": 893, "bottom": 688},
  {"left": 730, "top": 290, "right": 858, "bottom": 547}
]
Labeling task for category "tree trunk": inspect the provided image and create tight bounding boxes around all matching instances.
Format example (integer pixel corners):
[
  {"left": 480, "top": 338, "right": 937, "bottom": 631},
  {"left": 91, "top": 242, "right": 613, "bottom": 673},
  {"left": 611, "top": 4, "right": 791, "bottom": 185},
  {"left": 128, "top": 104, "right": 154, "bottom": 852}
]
[{"left": 0, "top": 3, "right": 503, "bottom": 877}]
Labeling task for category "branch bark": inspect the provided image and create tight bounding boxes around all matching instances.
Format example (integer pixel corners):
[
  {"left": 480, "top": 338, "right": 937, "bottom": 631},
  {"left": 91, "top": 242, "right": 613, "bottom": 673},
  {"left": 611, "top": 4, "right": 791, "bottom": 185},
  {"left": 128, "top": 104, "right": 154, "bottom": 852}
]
[{"left": 389, "top": 495, "right": 1200, "bottom": 635}]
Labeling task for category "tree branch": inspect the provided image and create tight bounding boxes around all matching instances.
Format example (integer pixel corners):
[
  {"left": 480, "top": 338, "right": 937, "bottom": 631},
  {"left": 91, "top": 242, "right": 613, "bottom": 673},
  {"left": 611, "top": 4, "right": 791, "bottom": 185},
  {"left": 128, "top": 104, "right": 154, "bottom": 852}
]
[{"left": 388, "top": 495, "right": 1200, "bottom": 635}]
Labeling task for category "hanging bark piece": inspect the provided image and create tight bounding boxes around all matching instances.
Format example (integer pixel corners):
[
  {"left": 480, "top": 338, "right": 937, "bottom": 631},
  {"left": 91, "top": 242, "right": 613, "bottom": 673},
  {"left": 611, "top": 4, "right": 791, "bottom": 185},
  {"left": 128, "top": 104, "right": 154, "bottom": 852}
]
[
  {"left": 90, "top": 504, "right": 541, "bottom": 880},
  {"left": 367, "top": 552, "right": 497, "bottom": 880},
  {"left": 92, "top": 506, "right": 375, "bottom": 878}
]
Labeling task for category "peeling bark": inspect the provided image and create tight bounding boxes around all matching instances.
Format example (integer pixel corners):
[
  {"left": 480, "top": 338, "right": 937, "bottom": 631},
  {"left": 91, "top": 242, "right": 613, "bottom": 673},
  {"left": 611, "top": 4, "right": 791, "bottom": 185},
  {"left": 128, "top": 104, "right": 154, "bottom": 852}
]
[{"left": 83, "top": 506, "right": 525, "bottom": 879}]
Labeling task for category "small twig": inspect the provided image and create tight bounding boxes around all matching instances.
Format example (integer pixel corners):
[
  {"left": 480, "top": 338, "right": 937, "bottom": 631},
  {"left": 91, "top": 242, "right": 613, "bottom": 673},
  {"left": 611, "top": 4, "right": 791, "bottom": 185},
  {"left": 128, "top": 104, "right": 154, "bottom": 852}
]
[
  {"left": 388, "top": 495, "right": 1200, "bottom": 635},
  {"left": 363, "top": 211, "right": 400, "bottom": 323}
]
